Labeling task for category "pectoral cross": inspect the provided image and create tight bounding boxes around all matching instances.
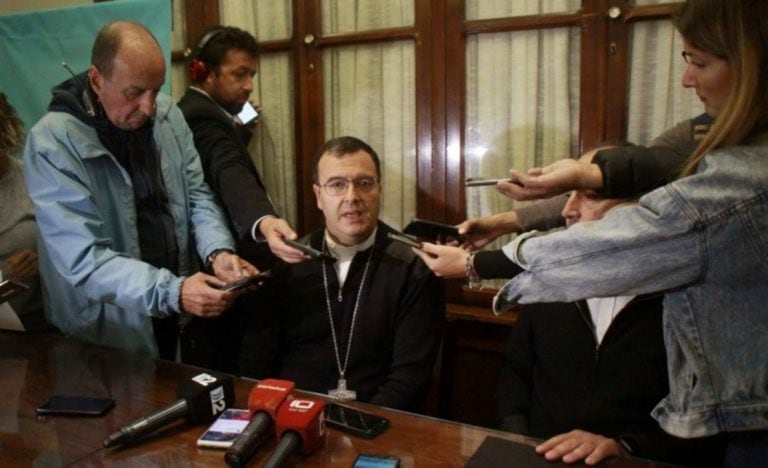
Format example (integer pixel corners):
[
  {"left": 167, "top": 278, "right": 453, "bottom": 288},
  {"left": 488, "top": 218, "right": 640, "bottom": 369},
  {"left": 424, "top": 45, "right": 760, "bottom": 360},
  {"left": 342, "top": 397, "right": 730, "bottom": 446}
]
[{"left": 328, "top": 378, "right": 356, "bottom": 401}]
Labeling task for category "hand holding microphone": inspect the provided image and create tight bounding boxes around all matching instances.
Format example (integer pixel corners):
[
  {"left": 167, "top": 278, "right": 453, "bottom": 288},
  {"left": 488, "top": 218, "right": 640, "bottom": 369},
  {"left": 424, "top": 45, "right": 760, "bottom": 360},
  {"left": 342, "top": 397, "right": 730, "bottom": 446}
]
[
  {"left": 263, "top": 397, "right": 326, "bottom": 468},
  {"left": 103, "top": 372, "right": 234, "bottom": 448},
  {"left": 224, "top": 379, "right": 295, "bottom": 467}
]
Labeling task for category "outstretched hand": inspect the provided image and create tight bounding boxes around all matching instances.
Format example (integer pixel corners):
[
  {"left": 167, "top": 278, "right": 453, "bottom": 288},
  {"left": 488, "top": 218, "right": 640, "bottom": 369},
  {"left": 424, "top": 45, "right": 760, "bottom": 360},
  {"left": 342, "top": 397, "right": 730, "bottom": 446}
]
[
  {"left": 260, "top": 216, "right": 306, "bottom": 263},
  {"left": 458, "top": 211, "right": 522, "bottom": 249},
  {"left": 496, "top": 158, "right": 603, "bottom": 201},
  {"left": 412, "top": 243, "right": 469, "bottom": 278}
]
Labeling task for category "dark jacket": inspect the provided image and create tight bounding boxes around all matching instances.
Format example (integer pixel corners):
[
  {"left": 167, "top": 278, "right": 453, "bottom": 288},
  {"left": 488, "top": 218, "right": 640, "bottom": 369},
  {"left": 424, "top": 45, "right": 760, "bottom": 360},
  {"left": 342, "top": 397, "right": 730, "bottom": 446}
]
[
  {"left": 178, "top": 88, "right": 277, "bottom": 268},
  {"left": 495, "top": 295, "right": 724, "bottom": 466},
  {"left": 239, "top": 222, "right": 445, "bottom": 412}
]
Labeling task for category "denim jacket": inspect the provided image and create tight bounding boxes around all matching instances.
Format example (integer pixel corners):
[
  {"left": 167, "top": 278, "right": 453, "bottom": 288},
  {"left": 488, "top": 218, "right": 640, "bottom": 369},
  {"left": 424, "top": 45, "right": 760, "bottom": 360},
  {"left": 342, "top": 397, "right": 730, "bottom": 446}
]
[
  {"left": 23, "top": 94, "right": 234, "bottom": 356},
  {"left": 495, "top": 132, "right": 768, "bottom": 438}
]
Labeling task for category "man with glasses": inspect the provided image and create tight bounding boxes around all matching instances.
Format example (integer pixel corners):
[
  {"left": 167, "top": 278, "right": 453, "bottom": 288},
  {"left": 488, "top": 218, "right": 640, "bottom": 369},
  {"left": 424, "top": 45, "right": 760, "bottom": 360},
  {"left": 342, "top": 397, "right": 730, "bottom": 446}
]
[
  {"left": 23, "top": 21, "right": 256, "bottom": 358},
  {"left": 239, "top": 136, "right": 444, "bottom": 412}
]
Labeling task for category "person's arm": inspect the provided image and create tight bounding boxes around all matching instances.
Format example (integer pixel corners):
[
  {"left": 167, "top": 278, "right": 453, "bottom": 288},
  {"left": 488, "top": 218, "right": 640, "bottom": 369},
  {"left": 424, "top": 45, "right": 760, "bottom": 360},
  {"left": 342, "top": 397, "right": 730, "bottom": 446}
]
[
  {"left": 186, "top": 116, "right": 277, "bottom": 242},
  {"left": 23, "top": 120, "right": 185, "bottom": 316},
  {"left": 458, "top": 196, "right": 567, "bottom": 248},
  {"left": 494, "top": 187, "right": 702, "bottom": 311},
  {"left": 593, "top": 143, "right": 694, "bottom": 199},
  {"left": 369, "top": 259, "right": 445, "bottom": 410},
  {"left": 494, "top": 309, "right": 534, "bottom": 434}
]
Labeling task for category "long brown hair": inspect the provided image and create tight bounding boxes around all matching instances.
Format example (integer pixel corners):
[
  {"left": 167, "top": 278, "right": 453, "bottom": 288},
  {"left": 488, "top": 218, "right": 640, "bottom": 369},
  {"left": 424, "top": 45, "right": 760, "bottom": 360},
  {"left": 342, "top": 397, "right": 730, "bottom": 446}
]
[
  {"left": 676, "top": 0, "right": 768, "bottom": 176},
  {"left": 0, "top": 92, "right": 24, "bottom": 156}
]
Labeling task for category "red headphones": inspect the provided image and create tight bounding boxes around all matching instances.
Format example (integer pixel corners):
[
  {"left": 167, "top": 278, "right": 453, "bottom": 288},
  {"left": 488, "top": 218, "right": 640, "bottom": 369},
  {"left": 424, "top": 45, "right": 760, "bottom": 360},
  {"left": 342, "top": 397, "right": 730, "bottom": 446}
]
[{"left": 186, "top": 28, "right": 225, "bottom": 83}]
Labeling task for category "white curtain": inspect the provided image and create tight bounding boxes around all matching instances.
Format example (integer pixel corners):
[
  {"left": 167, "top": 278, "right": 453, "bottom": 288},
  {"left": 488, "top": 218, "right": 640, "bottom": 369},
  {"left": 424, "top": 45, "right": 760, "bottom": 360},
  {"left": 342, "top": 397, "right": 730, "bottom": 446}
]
[
  {"left": 322, "top": 1, "right": 415, "bottom": 230},
  {"left": 216, "top": 0, "right": 298, "bottom": 226},
  {"left": 464, "top": 1, "right": 581, "bottom": 251},
  {"left": 626, "top": 19, "right": 703, "bottom": 144}
]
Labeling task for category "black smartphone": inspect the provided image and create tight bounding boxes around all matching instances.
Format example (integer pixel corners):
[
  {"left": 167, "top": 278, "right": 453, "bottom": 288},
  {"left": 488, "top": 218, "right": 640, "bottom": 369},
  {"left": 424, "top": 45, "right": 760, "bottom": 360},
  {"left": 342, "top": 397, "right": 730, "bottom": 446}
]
[
  {"left": 324, "top": 403, "right": 390, "bottom": 439},
  {"left": 36, "top": 395, "right": 115, "bottom": 416},
  {"left": 0, "top": 279, "right": 29, "bottom": 304},
  {"left": 215, "top": 270, "right": 272, "bottom": 292},
  {"left": 284, "top": 239, "right": 336, "bottom": 262},
  {"left": 403, "top": 218, "right": 461, "bottom": 241},
  {"left": 353, "top": 453, "right": 401, "bottom": 468},
  {"left": 386, "top": 232, "right": 422, "bottom": 249}
]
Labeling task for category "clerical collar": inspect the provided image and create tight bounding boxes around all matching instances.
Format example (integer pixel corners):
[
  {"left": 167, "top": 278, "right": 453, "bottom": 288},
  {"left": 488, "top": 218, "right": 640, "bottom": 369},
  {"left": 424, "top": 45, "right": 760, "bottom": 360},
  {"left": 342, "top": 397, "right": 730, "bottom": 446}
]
[{"left": 324, "top": 228, "right": 377, "bottom": 285}]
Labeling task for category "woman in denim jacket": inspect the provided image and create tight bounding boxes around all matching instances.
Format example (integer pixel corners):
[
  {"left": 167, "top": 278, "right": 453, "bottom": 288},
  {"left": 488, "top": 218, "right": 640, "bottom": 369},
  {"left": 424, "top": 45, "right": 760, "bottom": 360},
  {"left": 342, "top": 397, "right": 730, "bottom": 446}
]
[{"left": 417, "top": 0, "right": 768, "bottom": 465}]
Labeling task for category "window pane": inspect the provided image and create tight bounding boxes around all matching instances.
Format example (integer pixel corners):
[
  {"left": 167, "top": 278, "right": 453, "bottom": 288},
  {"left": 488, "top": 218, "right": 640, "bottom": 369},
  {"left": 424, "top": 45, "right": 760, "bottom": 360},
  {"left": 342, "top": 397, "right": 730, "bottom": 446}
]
[
  {"left": 220, "top": 0, "right": 292, "bottom": 41},
  {"left": 466, "top": 0, "right": 580, "bottom": 20},
  {"left": 626, "top": 19, "right": 703, "bottom": 145},
  {"left": 323, "top": 41, "right": 416, "bottom": 230},
  {"left": 464, "top": 27, "right": 580, "bottom": 282},
  {"left": 249, "top": 53, "right": 298, "bottom": 226},
  {"left": 322, "top": 0, "right": 414, "bottom": 34}
]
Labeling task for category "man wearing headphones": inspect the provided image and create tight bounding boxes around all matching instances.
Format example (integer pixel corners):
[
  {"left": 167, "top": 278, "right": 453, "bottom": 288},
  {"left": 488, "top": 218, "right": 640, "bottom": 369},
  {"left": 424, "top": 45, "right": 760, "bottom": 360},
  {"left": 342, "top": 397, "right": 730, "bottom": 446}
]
[
  {"left": 178, "top": 26, "right": 302, "bottom": 268},
  {"left": 178, "top": 26, "right": 306, "bottom": 371}
]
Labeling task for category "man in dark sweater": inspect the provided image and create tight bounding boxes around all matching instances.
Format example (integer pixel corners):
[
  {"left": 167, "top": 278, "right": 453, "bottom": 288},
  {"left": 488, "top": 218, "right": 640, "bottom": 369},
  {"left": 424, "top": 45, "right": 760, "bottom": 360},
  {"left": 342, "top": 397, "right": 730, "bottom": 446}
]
[{"left": 239, "top": 136, "right": 444, "bottom": 412}]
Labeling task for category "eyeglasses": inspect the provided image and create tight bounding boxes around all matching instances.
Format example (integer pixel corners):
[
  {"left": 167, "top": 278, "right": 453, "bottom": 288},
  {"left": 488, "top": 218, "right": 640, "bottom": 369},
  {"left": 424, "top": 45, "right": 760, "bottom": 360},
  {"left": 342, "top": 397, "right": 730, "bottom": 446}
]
[
  {"left": 681, "top": 51, "right": 694, "bottom": 64},
  {"left": 318, "top": 177, "right": 379, "bottom": 196}
]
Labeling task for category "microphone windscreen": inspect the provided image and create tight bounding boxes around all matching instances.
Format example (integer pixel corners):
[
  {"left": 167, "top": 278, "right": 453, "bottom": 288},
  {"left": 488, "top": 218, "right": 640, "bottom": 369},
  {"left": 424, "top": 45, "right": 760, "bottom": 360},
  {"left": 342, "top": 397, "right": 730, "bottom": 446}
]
[
  {"left": 275, "top": 398, "right": 326, "bottom": 454},
  {"left": 177, "top": 372, "right": 235, "bottom": 423},
  {"left": 248, "top": 379, "right": 295, "bottom": 418}
]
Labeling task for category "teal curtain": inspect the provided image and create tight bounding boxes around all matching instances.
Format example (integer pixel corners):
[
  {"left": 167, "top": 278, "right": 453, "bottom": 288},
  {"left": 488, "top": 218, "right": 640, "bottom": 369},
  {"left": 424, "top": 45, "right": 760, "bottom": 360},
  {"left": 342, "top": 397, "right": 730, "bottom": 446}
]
[{"left": 0, "top": 0, "right": 171, "bottom": 131}]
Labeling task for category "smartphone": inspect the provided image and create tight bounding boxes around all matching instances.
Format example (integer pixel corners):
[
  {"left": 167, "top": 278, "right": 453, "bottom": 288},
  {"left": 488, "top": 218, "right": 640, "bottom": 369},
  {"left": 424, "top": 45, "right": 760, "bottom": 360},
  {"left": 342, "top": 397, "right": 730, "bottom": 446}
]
[
  {"left": 237, "top": 101, "right": 260, "bottom": 125},
  {"left": 403, "top": 218, "right": 461, "bottom": 241},
  {"left": 284, "top": 239, "right": 336, "bottom": 262},
  {"left": 465, "top": 177, "right": 524, "bottom": 187},
  {"left": 197, "top": 408, "right": 251, "bottom": 449},
  {"left": 386, "top": 232, "right": 422, "bottom": 249},
  {"left": 36, "top": 395, "right": 115, "bottom": 416},
  {"left": 324, "top": 403, "right": 390, "bottom": 439},
  {"left": 0, "top": 279, "right": 29, "bottom": 304},
  {"left": 214, "top": 270, "right": 272, "bottom": 292},
  {"left": 353, "top": 453, "right": 401, "bottom": 468},
  {"left": 465, "top": 177, "right": 509, "bottom": 187}
]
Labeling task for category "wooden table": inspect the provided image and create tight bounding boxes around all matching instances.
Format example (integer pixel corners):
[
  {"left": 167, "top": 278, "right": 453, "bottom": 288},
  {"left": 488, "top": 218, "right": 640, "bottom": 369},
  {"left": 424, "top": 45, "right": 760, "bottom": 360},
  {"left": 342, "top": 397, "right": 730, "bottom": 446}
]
[{"left": 0, "top": 331, "right": 673, "bottom": 466}]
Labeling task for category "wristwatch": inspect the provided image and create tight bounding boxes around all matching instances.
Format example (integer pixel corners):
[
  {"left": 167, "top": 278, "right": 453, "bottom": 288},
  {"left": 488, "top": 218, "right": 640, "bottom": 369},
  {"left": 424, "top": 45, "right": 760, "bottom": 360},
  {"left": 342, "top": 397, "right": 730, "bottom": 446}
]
[{"left": 206, "top": 248, "right": 233, "bottom": 271}]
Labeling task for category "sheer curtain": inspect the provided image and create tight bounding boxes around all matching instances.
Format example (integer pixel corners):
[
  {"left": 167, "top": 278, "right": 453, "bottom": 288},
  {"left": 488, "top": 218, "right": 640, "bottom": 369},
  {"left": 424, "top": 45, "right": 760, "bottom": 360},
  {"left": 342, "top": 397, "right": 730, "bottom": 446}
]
[
  {"left": 218, "top": 1, "right": 298, "bottom": 226},
  {"left": 322, "top": 0, "right": 415, "bottom": 230},
  {"left": 627, "top": 19, "right": 703, "bottom": 144},
  {"left": 464, "top": 0, "right": 581, "bottom": 259}
]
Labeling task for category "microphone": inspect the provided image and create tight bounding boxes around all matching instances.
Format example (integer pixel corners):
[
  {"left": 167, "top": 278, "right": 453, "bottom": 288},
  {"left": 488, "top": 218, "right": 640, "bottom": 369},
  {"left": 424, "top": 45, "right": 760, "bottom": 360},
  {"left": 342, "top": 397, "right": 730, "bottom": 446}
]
[
  {"left": 103, "top": 371, "right": 235, "bottom": 448},
  {"left": 224, "top": 379, "right": 295, "bottom": 467},
  {"left": 263, "top": 397, "right": 326, "bottom": 468},
  {"left": 61, "top": 61, "right": 97, "bottom": 117}
]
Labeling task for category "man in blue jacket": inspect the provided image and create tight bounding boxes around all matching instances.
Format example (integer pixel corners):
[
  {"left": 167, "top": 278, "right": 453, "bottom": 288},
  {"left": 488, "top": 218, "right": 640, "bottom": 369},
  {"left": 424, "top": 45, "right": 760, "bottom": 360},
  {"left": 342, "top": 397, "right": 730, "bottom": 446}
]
[{"left": 23, "top": 21, "right": 256, "bottom": 359}]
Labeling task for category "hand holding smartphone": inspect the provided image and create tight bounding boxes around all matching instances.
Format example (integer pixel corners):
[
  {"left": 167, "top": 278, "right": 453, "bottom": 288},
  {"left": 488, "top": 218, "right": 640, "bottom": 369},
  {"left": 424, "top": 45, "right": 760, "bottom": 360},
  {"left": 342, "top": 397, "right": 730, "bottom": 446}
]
[
  {"left": 403, "top": 218, "right": 461, "bottom": 241},
  {"left": 284, "top": 239, "right": 336, "bottom": 262},
  {"left": 237, "top": 101, "right": 260, "bottom": 125},
  {"left": 465, "top": 177, "right": 524, "bottom": 187},
  {"left": 211, "top": 270, "right": 272, "bottom": 292},
  {"left": 0, "top": 279, "right": 29, "bottom": 304}
]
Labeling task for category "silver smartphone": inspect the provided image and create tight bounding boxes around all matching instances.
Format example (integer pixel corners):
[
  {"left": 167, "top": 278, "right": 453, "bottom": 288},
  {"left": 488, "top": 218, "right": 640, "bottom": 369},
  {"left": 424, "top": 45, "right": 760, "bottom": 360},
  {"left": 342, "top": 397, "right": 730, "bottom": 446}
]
[
  {"left": 465, "top": 177, "right": 509, "bottom": 187},
  {"left": 386, "top": 232, "right": 422, "bottom": 249},
  {"left": 237, "top": 101, "right": 260, "bottom": 124}
]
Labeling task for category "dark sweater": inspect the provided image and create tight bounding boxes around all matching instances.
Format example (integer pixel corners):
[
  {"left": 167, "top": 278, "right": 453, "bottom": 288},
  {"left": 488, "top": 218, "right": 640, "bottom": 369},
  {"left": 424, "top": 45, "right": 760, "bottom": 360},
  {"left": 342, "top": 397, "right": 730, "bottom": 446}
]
[
  {"left": 495, "top": 296, "right": 725, "bottom": 466},
  {"left": 239, "top": 222, "right": 445, "bottom": 412}
]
